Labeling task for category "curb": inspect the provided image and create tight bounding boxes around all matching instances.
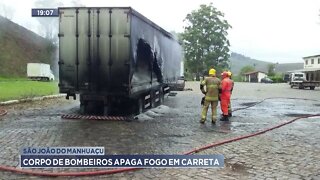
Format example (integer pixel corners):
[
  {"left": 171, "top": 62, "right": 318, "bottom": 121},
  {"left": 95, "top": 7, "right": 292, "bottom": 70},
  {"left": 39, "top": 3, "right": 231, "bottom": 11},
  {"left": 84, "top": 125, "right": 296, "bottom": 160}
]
[{"left": 0, "top": 94, "right": 66, "bottom": 106}]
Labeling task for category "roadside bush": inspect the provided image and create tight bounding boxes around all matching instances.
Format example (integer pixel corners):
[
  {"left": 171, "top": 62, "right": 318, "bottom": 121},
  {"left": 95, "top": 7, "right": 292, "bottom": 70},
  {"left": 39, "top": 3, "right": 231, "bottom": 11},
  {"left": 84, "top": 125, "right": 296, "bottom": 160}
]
[
  {"left": 231, "top": 75, "right": 241, "bottom": 82},
  {"left": 270, "top": 76, "right": 284, "bottom": 83}
]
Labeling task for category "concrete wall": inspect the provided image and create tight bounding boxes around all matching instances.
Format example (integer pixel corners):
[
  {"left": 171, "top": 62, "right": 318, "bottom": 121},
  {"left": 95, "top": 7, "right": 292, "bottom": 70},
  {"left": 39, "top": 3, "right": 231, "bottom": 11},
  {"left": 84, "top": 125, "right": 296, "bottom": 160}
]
[
  {"left": 244, "top": 72, "right": 267, "bottom": 82},
  {"left": 257, "top": 72, "right": 267, "bottom": 82}
]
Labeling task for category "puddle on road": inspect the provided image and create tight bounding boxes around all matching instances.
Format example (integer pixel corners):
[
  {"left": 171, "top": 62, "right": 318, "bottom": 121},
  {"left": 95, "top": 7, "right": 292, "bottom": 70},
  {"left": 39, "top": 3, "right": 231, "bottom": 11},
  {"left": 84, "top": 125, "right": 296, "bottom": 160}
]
[
  {"left": 285, "top": 113, "right": 314, "bottom": 117},
  {"left": 240, "top": 102, "right": 258, "bottom": 106},
  {"left": 199, "top": 121, "right": 233, "bottom": 133},
  {"left": 134, "top": 105, "right": 172, "bottom": 121}
]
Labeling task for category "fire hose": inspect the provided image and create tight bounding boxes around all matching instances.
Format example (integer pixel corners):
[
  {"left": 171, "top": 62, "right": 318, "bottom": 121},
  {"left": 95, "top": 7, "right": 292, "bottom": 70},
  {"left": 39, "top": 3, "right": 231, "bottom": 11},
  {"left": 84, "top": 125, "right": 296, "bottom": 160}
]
[{"left": 0, "top": 98, "right": 319, "bottom": 177}]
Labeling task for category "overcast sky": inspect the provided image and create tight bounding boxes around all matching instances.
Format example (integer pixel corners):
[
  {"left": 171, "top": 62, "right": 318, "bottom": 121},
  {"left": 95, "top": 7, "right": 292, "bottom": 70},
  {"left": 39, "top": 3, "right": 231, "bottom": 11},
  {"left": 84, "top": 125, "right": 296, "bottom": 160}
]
[{"left": 1, "top": 0, "right": 320, "bottom": 63}]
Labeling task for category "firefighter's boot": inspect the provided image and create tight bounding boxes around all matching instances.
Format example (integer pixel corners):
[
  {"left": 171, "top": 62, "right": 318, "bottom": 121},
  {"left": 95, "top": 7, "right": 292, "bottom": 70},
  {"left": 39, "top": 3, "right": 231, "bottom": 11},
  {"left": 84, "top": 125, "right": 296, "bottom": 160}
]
[
  {"left": 211, "top": 117, "right": 217, "bottom": 124},
  {"left": 220, "top": 115, "right": 229, "bottom": 121}
]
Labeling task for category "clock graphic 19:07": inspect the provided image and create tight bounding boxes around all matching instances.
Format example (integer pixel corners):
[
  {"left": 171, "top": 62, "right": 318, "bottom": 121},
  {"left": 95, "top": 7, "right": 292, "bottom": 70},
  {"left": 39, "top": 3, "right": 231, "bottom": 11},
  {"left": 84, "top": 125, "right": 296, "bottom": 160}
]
[{"left": 32, "top": 9, "right": 59, "bottom": 17}]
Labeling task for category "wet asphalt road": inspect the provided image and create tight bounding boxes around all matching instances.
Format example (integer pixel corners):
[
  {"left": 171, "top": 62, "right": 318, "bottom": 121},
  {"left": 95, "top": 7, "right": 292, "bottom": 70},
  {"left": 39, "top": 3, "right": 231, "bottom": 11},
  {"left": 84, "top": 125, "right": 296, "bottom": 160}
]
[{"left": 0, "top": 82, "right": 319, "bottom": 179}]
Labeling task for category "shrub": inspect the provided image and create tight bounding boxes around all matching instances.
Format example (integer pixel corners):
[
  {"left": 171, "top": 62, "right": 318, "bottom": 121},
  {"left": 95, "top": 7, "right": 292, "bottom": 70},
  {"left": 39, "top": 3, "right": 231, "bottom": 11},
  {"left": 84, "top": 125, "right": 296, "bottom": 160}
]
[{"left": 270, "top": 76, "right": 285, "bottom": 83}]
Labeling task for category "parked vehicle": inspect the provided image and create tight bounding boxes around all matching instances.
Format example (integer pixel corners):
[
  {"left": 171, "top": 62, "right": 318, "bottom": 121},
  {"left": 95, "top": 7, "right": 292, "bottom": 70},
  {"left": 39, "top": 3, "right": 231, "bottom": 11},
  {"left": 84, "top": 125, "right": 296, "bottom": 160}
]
[
  {"left": 289, "top": 72, "right": 320, "bottom": 90},
  {"left": 261, "top": 77, "right": 273, "bottom": 83},
  {"left": 283, "top": 73, "right": 290, "bottom": 82},
  {"left": 58, "top": 7, "right": 183, "bottom": 115},
  {"left": 169, "top": 76, "right": 185, "bottom": 91},
  {"left": 27, "top": 63, "right": 54, "bottom": 81}
]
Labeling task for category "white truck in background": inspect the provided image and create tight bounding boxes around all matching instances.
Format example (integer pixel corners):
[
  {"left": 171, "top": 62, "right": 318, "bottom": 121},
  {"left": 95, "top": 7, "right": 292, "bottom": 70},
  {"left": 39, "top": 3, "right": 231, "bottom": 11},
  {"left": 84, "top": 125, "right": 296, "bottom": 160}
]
[
  {"left": 27, "top": 63, "right": 55, "bottom": 81},
  {"left": 289, "top": 72, "right": 319, "bottom": 90}
]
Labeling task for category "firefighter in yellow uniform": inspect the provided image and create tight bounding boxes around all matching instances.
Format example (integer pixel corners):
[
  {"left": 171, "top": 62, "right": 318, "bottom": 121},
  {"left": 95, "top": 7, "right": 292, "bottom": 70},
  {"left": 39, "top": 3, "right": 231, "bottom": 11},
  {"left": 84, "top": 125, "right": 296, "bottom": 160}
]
[
  {"left": 227, "top": 71, "right": 234, "bottom": 117},
  {"left": 200, "top": 68, "right": 221, "bottom": 124}
]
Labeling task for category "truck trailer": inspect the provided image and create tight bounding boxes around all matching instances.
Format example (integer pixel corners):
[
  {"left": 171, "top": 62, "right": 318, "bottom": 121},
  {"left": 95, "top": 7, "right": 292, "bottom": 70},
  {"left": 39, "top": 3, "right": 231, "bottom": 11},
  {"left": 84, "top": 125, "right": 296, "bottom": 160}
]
[
  {"left": 27, "top": 63, "right": 55, "bottom": 81},
  {"left": 58, "top": 7, "right": 183, "bottom": 115}
]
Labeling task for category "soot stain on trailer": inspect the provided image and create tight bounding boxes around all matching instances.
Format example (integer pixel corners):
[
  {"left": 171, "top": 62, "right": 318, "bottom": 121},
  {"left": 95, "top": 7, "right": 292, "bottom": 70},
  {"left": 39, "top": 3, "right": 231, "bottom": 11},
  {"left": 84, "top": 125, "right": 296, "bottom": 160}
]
[
  {"left": 132, "top": 38, "right": 163, "bottom": 84},
  {"left": 131, "top": 39, "right": 154, "bottom": 84}
]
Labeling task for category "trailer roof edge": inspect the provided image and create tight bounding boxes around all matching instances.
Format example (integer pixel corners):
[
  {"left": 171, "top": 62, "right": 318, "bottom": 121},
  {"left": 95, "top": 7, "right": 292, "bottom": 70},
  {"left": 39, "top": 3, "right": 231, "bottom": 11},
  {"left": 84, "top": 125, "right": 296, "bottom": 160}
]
[{"left": 58, "top": 7, "right": 179, "bottom": 42}]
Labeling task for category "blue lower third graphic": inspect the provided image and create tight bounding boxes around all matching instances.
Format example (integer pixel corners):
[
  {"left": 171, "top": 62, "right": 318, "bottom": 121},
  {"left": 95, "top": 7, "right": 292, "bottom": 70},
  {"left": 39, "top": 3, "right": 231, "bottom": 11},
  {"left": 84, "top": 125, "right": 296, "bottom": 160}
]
[{"left": 20, "top": 155, "right": 224, "bottom": 168}]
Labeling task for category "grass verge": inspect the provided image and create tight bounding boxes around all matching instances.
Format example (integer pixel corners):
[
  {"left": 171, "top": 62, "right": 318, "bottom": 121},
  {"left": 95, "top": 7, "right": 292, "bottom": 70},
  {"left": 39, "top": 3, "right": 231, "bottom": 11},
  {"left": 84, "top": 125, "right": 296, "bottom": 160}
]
[{"left": 0, "top": 78, "right": 58, "bottom": 102}]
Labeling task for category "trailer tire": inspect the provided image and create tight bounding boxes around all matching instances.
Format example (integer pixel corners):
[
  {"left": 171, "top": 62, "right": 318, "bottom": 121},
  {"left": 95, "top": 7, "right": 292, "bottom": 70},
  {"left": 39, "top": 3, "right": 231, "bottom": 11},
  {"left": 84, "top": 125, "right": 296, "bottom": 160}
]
[
  {"left": 310, "top": 86, "right": 315, "bottom": 90},
  {"left": 299, "top": 84, "right": 304, "bottom": 89},
  {"left": 103, "top": 106, "right": 109, "bottom": 116},
  {"left": 290, "top": 85, "right": 294, "bottom": 88},
  {"left": 80, "top": 103, "right": 87, "bottom": 115},
  {"left": 80, "top": 105, "right": 85, "bottom": 114}
]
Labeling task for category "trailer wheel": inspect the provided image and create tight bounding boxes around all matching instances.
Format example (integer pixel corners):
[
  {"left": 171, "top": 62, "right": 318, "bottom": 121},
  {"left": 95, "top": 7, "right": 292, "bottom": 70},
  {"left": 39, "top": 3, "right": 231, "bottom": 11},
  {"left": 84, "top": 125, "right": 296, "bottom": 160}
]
[
  {"left": 103, "top": 106, "right": 110, "bottom": 116},
  {"left": 290, "top": 85, "right": 294, "bottom": 88},
  {"left": 80, "top": 104, "right": 86, "bottom": 115},
  {"left": 80, "top": 100, "right": 88, "bottom": 115},
  {"left": 310, "top": 86, "right": 315, "bottom": 90},
  {"left": 299, "top": 84, "right": 304, "bottom": 89}
]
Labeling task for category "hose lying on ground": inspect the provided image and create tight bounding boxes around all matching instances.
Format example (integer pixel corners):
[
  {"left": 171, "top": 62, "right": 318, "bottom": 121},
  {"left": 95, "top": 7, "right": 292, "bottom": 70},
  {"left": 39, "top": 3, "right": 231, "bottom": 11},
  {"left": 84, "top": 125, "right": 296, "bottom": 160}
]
[
  {"left": 0, "top": 97, "right": 319, "bottom": 177},
  {"left": 232, "top": 97, "right": 319, "bottom": 112}
]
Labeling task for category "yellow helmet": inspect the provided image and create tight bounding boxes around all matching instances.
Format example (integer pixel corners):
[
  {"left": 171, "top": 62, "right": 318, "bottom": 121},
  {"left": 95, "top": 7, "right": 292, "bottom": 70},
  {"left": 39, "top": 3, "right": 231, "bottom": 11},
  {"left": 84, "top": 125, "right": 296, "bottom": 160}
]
[
  {"left": 227, "top": 71, "right": 232, "bottom": 77},
  {"left": 208, "top": 68, "right": 216, "bottom": 76}
]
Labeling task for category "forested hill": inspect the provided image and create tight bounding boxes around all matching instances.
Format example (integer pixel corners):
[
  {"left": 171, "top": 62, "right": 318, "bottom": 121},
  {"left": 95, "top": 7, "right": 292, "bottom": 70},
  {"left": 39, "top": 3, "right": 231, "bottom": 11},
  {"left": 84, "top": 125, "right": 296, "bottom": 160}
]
[
  {"left": 229, "top": 52, "right": 303, "bottom": 75},
  {"left": 0, "top": 16, "right": 54, "bottom": 77}
]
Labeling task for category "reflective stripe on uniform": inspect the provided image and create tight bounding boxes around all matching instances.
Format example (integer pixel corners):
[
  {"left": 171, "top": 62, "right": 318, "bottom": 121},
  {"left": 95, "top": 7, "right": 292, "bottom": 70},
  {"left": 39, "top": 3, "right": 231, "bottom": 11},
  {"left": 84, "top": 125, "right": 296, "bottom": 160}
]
[
  {"left": 205, "top": 96, "right": 219, "bottom": 101},
  {"left": 207, "top": 84, "right": 218, "bottom": 88}
]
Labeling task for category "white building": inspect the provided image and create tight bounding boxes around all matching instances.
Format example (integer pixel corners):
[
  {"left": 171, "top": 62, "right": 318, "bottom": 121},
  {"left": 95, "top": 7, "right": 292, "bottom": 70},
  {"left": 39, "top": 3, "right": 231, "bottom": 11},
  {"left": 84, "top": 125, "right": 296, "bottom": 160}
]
[
  {"left": 302, "top": 55, "right": 320, "bottom": 81},
  {"left": 243, "top": 71, "right": 267, "bottom": 83}
]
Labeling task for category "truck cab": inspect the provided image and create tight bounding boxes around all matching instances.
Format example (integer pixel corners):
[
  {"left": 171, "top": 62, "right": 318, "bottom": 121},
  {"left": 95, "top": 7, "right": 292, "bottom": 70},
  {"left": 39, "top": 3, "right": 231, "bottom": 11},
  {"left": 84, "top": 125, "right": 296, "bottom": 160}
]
[{"left": 289, "top": 72, "right": 306, "bottom": 84}]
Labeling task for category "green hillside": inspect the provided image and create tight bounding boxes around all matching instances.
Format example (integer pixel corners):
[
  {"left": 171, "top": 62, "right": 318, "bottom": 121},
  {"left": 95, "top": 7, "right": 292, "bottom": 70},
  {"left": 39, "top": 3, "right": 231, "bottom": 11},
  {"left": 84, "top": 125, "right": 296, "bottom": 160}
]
[
  {"left": 229, "top": 52, "right": 303, "bottom": 75},
  {"left": 229, "top": 52, "right": 270, "bottom": 75},
  {"left": 0, "top": 16, "right": 54, "bottom": 78}
]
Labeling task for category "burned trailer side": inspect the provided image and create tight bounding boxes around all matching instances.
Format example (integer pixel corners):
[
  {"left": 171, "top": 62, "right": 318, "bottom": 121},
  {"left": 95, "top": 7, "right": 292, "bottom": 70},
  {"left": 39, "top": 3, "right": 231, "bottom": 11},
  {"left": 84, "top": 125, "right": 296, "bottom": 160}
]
[{"left": 58, "top": 7, "right": 182, "bottom": 115}]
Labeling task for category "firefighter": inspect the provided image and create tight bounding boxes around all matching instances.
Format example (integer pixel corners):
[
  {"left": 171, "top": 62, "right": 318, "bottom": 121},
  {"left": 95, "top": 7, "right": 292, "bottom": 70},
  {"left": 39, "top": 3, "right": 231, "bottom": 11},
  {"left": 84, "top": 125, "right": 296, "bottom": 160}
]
[
  {"left": 220, "top": 71, "right": 233, "bottom": 121},
  {"left": 227, "top": 71, "right": 234, "bottom": 117},
  {"left": 200, "top": 68, "right": 221, "bottom": 124}
]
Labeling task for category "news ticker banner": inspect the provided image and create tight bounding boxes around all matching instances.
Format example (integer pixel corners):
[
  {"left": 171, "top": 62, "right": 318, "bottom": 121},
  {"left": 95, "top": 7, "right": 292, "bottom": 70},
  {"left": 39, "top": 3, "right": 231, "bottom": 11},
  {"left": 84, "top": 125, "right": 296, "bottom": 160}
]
[
  {"left": 20, "top": 155, "right": 224, "bottom": 168},
  {"left": 20, "top": 147, "right": 224, "bottom": 168}
]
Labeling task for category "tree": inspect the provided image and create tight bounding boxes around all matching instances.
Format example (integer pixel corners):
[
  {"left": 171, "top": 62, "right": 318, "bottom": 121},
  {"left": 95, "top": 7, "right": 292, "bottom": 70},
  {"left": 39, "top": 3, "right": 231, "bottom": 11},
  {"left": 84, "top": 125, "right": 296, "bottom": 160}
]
[
  {"left": 239, "top": 65, "right": 255, "bottom": 75},
  {"left": 34, "top": 0, "right": 63, "bottom": 44},
  {"left": 182, "top": 3, "right": 231, "bottom": 80},
  {"left": 267, "top": 64, "right": 275, "bottom": 76},
  {"left": 34, "top": 0, "right": 63, "bottom": 77}
]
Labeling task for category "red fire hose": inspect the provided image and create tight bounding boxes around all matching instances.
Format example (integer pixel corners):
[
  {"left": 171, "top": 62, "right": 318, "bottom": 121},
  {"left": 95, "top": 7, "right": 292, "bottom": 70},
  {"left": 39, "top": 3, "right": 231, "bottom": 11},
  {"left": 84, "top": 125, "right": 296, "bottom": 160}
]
[{"left": 0, "top": 98, "right": 319, "bottom": 177}]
